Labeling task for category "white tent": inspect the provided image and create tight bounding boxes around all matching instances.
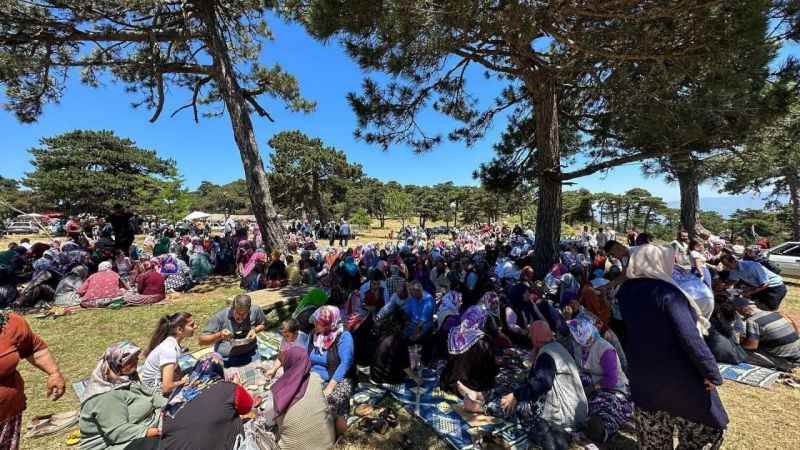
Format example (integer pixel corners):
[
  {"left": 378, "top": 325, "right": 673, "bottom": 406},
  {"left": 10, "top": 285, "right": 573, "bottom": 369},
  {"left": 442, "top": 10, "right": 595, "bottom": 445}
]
[{"left": 183, "top": 211, "right": 210, "bottom": 221}]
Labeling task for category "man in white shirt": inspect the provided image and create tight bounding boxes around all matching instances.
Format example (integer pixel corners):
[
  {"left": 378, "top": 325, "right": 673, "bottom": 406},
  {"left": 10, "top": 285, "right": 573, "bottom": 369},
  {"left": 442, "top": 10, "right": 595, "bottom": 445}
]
[{"left": 596, "top": 228, "right": 609, "bottom": 250}]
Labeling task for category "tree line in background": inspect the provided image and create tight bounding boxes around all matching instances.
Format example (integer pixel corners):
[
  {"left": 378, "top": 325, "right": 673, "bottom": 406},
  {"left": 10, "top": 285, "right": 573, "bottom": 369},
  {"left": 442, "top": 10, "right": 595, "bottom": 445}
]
[
  {"left": 0, "top": 128, "right": 796, "bottom": 246},
  {"left": 3, "top": 1, "right": 800, "bottom": 275}
]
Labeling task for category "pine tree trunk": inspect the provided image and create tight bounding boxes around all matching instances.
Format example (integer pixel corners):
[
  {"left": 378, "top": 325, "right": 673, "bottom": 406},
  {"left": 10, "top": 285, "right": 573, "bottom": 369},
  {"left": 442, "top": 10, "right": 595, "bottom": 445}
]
[
  {"left": 531, "top": 78, "right": 562, "bottom": 278},
  {"left": 676, "top": 165, "right": 700, "bottom": 239},
  {"left": 198, "top": 4, "right": 286, "bottom": 250},
  {"left": 643, "top": 207, "right": 653, "bottom": 233},
  {"left": 787, "top": 170, "right": 800, "bottom": 241}
]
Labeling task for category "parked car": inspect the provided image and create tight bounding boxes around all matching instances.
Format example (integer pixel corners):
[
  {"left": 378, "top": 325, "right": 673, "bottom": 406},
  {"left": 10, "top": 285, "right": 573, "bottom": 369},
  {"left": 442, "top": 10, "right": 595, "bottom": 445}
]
[
  {"left": 767, "top": 241, "right": 800, "bottom": 277},
  {"left": 6, "top": 221, "right": 41, "bottom": 234}
]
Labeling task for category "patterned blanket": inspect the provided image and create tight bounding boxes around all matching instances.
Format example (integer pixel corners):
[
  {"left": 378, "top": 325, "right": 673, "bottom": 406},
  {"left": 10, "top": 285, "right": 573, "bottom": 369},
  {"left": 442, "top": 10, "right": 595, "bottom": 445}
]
[
  {"left": 351, "top": 348, "right": 533, "bottom": 450},
  {"left": 718, "top": 362, "right": 782, "bottom": 388}
]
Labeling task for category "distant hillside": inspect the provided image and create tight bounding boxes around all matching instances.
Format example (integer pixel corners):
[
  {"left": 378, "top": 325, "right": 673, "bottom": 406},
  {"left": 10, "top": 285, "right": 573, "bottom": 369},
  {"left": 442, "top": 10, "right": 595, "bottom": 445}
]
[{"left": 668, "top": 194, "right": 782, "bottom": 217}]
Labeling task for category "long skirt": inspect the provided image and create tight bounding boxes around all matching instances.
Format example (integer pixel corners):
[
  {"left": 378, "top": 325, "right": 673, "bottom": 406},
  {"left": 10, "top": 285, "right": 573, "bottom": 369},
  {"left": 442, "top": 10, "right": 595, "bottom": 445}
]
[
  {"left": 587, "top": 389, "right": 633, "bottom": 442},
  {"left": 124, "top": 291, "right": 166, "bottom": 306},
  {"left": 54, "top": 291, "right": 81, "bottom": 307},
  {"left": 324, "top": 379, "right": 353, "bottom": 418},
  {"left": 80, "top": 294, "right": 125, "bottom": 308},
  {"left": 634, "top": 407, "right": 724, "bottom": 450},
  {"left": 0, "top": 412, "right": 22, "bottom": 450}
]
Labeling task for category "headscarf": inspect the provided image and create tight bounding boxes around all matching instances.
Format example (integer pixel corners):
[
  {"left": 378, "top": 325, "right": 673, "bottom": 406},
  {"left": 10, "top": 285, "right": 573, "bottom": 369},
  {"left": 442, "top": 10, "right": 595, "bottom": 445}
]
[
  {"left": 98, "top": 261, "right": 113, "bottom": 272},
  {"left": 625, "top": 244, "right": 710, "bottom": 335},
  {"left": 163, "top": 353, "right": 225, "bottom": 418},
  {"left": 292, "top": 288, "right": 328, "bottom": 319},
  {"left": 271, "top": 346, "right": 312, "bottom": 417},
  {"left": 530, "top": 320, "right": 554, "bottom": 352},
  {"left": 32, "top": 257, "right": 54, "bottom": 277},
  {"left": 447, "top": 305, "right": 488, "bottom": 355},
  {"left": 242, "top": 251, "right": 267, "bottom": 277},
  {"left": 567, "top": 318, "right": 600, "bottom": 347},
  {"left": 479, "top": 291, "right": 501, "bottom": 317},
  {"left": 142, "top": 236, "right": 155, "bottom": 253},
  {"left": 342, "top": 256, "right": 358, "bottom": 276},
  {"left": 160, "top": 255, "right": 179, "bottom": 275},
  {"left": 312, "top": 305, "right": 344, "bottom": 352},
  {"left": 82, "top": 341, "right": 141, "bottom": 401},
  {"left": 437, "top": 290, "right": 462, "bottom": 329}
]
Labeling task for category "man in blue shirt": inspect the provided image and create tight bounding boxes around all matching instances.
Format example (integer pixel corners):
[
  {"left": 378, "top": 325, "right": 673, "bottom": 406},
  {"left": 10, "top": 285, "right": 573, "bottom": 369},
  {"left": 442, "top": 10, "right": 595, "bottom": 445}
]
[
  {"left": 338, "top": 218, "right": 351, "bottom": 248},
  {"left": 722, "top": 254, "right": 786, "bottom": 311},
  {"left": 403, "top": 280, "right": 436, "bottom": 363}
]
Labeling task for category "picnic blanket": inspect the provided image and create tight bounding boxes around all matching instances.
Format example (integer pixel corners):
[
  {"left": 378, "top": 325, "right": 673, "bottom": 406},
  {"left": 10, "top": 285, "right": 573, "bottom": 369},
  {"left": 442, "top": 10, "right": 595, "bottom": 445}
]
[
  {"left": 350, "top": 348, "right": 533, "bottom": 450},
  {"left": 718, "top": 362, "right": 782, "bottom": 388}
]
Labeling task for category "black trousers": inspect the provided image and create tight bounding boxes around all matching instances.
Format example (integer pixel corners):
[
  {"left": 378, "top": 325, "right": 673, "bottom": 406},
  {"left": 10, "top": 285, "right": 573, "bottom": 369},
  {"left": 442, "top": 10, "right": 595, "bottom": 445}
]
[{"left": 753, "top": 284, "right": 787, "bottom": 311}]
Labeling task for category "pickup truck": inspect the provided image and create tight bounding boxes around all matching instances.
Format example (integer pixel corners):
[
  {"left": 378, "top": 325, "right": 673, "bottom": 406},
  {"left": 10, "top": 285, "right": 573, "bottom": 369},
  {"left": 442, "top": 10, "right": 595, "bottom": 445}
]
[{"left": 767, "top": 241, "right": 800, "bottom": 278}]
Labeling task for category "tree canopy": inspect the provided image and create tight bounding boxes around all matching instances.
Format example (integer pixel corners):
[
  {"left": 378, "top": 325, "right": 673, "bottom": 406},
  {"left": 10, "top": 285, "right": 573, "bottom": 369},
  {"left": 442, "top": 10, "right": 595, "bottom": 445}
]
[
  {"left": 1, "top": 0, "right": 316, "bottom": 250},
  {"left": 24, "top": 130, "right": 177, "bottom": 215},
  {"left": 267, "top": 130, "right": 363, "bottom": 222},
  {"left": 283, "top": 0, "right": 771, "bottom": 274}
]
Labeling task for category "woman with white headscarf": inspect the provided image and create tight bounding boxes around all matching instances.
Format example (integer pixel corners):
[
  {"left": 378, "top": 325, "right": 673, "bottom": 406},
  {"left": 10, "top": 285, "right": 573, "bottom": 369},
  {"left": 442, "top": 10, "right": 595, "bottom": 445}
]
[
  {"left": 617, "top": 244, "right": 728, "bottom": 450},
  {"left": 78, "top": 261, "right": 128, "bottom": 308},
  {"left": 566, "top": 317, "right": 631, "bottom": 444}
]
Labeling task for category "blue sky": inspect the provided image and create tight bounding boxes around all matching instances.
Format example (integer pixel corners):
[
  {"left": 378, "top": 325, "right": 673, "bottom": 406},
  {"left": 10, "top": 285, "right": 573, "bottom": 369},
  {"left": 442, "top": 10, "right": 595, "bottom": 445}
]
[{"left": 1, "top": 17, "right": 797, "bottom": 203}]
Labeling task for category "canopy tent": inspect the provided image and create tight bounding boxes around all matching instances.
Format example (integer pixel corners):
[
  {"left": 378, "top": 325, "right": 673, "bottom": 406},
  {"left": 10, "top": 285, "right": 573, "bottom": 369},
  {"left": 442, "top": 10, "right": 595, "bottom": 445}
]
[{"left": 183, "top": 211, "right": 210, "bottom": 222}]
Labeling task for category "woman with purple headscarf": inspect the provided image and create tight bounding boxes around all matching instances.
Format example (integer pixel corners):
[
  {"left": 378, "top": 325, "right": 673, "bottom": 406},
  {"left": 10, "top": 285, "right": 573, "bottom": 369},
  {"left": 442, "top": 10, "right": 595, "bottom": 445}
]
[
  {"left": 441, "top": 305, "right": 499, "bottom": 411},
  {"left": 266, "top": 346, "right": 335, "bottom": 450}
]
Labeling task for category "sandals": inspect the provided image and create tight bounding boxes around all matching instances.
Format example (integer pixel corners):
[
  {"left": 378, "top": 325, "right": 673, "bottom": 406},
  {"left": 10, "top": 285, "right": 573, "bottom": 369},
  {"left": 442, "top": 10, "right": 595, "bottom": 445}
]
[
  {"left": 25, "top": 410, "right": 79, "bottom": 438},
  {"left": 357, "top": 408, "right": 399, "bottom": 435},
  {"left": 65, "top": 430, "right": 80, "bottom": 446}
]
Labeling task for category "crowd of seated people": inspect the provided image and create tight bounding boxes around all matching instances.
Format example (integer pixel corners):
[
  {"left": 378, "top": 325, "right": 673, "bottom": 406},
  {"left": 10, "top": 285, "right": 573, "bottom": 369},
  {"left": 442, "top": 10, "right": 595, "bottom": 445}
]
[
  {"left": 0, "top": 215, "right": 252, "bottom": 310},
  {"left": 8, "top": 216, "right": 800, "bottom": 450}
]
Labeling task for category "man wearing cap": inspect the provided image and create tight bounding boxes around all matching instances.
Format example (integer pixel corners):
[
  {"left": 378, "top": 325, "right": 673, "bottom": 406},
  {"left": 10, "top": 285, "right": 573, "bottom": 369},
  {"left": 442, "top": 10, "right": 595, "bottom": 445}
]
[
  {"left": 721, "top": 254, "right": 786, "bottom": 311},
  {"left": 731, "top": 296, "right": 800, "bottom": 364}
]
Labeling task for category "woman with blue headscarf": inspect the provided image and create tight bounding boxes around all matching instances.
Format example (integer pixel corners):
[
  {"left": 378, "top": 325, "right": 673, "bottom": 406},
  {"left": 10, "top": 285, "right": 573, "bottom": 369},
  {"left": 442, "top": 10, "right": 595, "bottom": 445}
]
[
  {"left": 567, "top": 318, "right": 632, "bottom": 444},
  {"left": 161, "top": 353, "right": 255, "bottom": 450}
]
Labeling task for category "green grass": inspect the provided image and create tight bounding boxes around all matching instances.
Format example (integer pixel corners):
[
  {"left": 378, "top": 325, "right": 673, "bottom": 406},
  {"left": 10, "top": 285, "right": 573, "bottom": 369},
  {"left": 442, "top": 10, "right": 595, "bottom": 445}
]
[{"left": 15, "top": 278, "right": 800, "bottom": 450}]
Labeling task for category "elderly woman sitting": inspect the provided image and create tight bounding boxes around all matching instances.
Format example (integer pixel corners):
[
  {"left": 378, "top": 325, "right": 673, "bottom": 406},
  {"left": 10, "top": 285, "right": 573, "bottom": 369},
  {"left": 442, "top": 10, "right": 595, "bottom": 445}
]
[
  {"left": 53, "top": 265, "right": 89, "bottom": 307},
  {"left": 567, "top": 318, "right": 632, "bottom": 444},
  {"left": 487, "top": 321, "right": 588, "bottom": 450},
  {"left": 79, "top": 342, "right": 165, "bottom": 450},
  {"left": 124, "top": 261, "right": 166, "bottom": 306},
  {"left": 307, "top": 305, "right": 354, "bottom": 437},
  {"left": 78, "top": 261, "right": 128, "bottom": 308},
  {"left": 262, "top": 346, "right": 336, "bottom": 450}
]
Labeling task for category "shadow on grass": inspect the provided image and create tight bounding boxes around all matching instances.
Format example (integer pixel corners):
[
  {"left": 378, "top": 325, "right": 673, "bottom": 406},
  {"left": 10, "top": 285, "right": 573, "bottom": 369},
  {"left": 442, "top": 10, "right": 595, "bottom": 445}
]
[{"left": 188, "top": 274, "right": 241, "bottom": 294}]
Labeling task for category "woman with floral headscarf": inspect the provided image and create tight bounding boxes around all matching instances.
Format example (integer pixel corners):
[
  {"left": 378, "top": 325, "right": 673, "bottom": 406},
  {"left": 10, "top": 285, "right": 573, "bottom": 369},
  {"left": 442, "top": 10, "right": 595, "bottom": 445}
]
[
  {"left": 567, "top": 318, "right": 632, "bottom": 443},
  {"left": 78, "top": 261, "right": 128, "bottom": 308},
  {"left": 307, "top": 305, "right": 354, "bottom": 437},
  {"left": 160, "top": 353, "right": 254, "bottom": 450},
  {"left": 433, "top": 290, "right": 463, "bottom": 359},
  {"left": 441, "top": 305, "right": 499, "bottom": 411},
  {"left": 79, "top": 341, "right": 164, "bottom": 450}
]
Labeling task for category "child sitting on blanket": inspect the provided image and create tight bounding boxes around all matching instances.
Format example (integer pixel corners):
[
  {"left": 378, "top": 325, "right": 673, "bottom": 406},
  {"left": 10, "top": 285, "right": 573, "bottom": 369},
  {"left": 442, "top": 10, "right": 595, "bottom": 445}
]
[{"left": 264, "top": 319, "right": 308, "bottom": 379}]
